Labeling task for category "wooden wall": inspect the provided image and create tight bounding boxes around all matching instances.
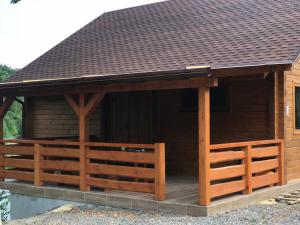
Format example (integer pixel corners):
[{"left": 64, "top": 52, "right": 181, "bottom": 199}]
[
  {"left": 102, "top": 92, "right": 154, "bottom": 143},
  {"left": 211, "top": 78, "right": 272, "bottom": 144},
  {"left": 284, "top": 57, "right": 300, "bottom": 181},
  {"left": 155, "top": 90, "right": 198, "bottom": 176},
  {"left": 25, "top": 95, "right": 102, "bottom": 139}
]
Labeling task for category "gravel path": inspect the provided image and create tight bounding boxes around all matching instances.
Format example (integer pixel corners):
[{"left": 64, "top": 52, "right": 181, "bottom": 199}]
[{"left": 5, "top": 202, "right": 300, "bottom": 225}]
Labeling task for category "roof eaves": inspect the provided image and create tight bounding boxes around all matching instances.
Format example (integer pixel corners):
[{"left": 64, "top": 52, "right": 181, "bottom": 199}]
[{"left": 0, "top": 66, "right": 211, "bottom": 90}]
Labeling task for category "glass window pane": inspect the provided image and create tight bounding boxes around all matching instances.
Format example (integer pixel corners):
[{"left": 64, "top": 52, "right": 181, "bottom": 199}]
[{"left": 295, "top": 87, "right": 300, "bottom": 129}]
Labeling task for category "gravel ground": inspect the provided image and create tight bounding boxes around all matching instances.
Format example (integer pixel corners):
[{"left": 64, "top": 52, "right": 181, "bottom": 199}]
[{"left": 5, "top": 202, "right": 300, "bottom": 225}]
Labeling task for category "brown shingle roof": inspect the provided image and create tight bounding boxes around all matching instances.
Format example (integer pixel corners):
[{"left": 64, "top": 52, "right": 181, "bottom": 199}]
[{"left": 5, "top": 0, "right": 300, "bottom": 84}]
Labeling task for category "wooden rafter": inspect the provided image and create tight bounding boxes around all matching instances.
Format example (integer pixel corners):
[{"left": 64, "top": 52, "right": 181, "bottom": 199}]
[
  {"left": 85, "top": 92, "right": 106, "bottom": 118},
  {"left": 64, "top": 94, "right": 79, "bottom": 116},
  {"left": 0, "top": 97, "right": 15, "bottom": 118}
]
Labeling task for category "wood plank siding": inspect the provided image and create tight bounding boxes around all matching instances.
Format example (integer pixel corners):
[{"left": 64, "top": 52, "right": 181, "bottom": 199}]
[
  {"left": 284, "top": 57, "right": 300, "bottom": 181},
  {"left": 25, "top": 96, "right": 102, "bottom": 139}
]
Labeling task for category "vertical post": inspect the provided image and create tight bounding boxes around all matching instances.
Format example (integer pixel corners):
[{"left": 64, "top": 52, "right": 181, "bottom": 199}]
[
  {"left": 0, "top": 98, "right": 4, "bottom": 181},
  {"left": 279, "top": 141, "right": 285, "bottom": 185},
  {"left": 273, "top": 72, "right": 279, "bottom": 139},
  {"left": 34, "top": 144, "right": 43, "bottom": 186},
  {"left": 79, "top": 94, "right": 89, "bottom": 191},
  {"left": 154, "top": 143, "right": 165, "bottom": 201},
  {"left": 244, "top": 145, "right": 252, "bottom": 194},
  {"left": 198, "top": 87, "right": 210, "bottom": 206}
]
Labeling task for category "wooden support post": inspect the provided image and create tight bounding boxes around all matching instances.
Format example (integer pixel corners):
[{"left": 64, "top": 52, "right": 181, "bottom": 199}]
[
  {"left": 279, "top": 141, "right": 285, "bottom": 185},
  {"left": 0, "top": 98, "right": 3, "bottom": 181},
  {"left": 244, "top": 145, "right": 252, "bottom": 194},
  {"left": 79, "top": 94, "right": 89, "bottom": 191},
  {"left": 154, "top": 143, "right": 165, "bottom": 201},
  {"left": 198, "top": 87, "right": 210, "bottom": 206},
  {"left": 34, "top": 144, "right": 43, "bottom": 186}
]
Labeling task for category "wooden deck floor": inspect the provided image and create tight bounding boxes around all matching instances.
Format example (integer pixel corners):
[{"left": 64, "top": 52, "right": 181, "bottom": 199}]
[{"left": 103, "top": 176, "right": 199, "bottom": 204}]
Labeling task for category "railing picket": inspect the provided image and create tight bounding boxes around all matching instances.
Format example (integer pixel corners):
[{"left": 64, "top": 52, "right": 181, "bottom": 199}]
[
  {"left": 246, "top": 145, "right": 252, "bottom": 194},
  {"left": 0, "top": 139, "right": 166, "bottom": 200},
  {"left": 34, "top": 144, "right": 43, "bottom": 186},
  {"left": 209, "top": 139, "right": 284, "bottom": 204}
]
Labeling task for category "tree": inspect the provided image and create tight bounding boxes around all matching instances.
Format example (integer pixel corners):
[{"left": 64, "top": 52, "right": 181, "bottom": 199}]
[
  {"left": 10, "top": 0, "right": 21, "bottom": 4},
  {"left": 0, "top": 65, "right": 21, "bottom": 221},
  {"left": 0, "top": 65, "right": 22, "bottom": 139}
]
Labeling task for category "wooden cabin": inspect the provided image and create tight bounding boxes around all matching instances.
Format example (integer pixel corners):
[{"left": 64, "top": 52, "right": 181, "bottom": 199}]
[{"left": 0, "top": 0, "right": 300, "bottom": 208}]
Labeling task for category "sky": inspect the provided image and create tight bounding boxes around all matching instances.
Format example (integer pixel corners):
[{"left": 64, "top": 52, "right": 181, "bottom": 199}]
[{"left": 0, "top": 0, "right": 163, "bottom": 69}]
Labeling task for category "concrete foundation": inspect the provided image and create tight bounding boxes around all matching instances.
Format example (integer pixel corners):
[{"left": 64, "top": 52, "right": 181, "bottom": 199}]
[
  {"left": 1, "top": 179, "right": 300, "bottom": 219},
  {"left": 10, "top": 194, "right": 85, "bottom": 220}
]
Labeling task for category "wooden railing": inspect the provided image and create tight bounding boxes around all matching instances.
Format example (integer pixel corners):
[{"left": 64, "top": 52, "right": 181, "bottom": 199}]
[
  {"left": 0, "top": 140, "right": 165, "bottom": 201},
  {"left": 208, "top": 139, "right": 284, "bottom": 203}
]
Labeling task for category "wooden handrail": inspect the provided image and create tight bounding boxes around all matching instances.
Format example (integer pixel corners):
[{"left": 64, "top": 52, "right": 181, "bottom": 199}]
[
  {"left": 0, "top": 139, "right": 155, "bottom": 149},
  {"left": 0, "top": 139, "right": 79, "bottom": 146},
  {"left": 0, "top": 139, "right": 166, "bottom": 201},
  {"left": 210, "top": 139, "right": 284, "bottom": 150},
  {"left": 208, "top": 139, "right": 285, "bottom": 205},
  {"left": 85, "top": 142, "right": 155, "bottom": 149}
]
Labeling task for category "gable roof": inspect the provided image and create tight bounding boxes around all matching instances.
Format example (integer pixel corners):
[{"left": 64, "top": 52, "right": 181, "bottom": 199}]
[{"left": 4, "top": 0, "right": 300, "bottom": 86}]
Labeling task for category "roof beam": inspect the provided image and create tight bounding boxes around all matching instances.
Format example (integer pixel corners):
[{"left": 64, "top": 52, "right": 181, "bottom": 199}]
[{"left": 0, "top": 77, "right": 217, "bottom": 97}]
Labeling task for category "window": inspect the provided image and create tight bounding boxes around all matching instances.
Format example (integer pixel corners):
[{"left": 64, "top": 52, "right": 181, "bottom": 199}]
[
  {"left": 180, "top": 86, "right": 230, "bottom": 112},
  {"left": 295, "top": 86, "right": 300, "bottom": 129}
]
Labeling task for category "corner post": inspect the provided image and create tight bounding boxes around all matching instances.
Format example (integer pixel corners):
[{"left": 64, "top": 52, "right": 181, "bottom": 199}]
[
  {"left": 198, "top": 87, "right": 211, "bottom": 205},
  {"left": 279, "top": 141, "right": 285, "bottom": 185},
  {"left": 0, "top": 98, "right": 3, "bottom": 181},
  {"left": 154, "top": 143, "right": 165, "bottom": 201}
]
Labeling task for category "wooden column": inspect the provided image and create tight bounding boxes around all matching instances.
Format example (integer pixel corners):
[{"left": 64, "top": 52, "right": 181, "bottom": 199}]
[
  {"left": 0, "top": 98, "right": 3, "bottom": 181},
  {"left": 79, "top": 94, "right": 89, "bottom": 191},
  {"left": 74, "top": 92, "right": 105, "bottom": 191},
  {"left": 244, "top": 145, "right": 252, "bottom": 194},
  {"left": 198, "top": 87, "right": 210, "bottom": 205},
  {"left": 274, "top": 72, "right": 279, "bottom": 139},
  {"left": 0, "top": 97, "right": 14, "bottom": 181},
  {"left": 154, "top": 143, "right": 165, "bottom": 201}
]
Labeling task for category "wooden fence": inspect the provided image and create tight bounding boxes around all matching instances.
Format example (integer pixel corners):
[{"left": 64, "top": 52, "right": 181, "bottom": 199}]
[
  {"left": 209, "top": 139, "right": 284, "bottom": 202},
  {"left": 0, "top": 140, "right": 165, "bottom": 201}
]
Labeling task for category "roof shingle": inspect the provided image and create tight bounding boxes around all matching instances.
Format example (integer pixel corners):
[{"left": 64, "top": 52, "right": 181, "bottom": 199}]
[{"left": 6, "top": 0, "right": 300, "bottom": 84}]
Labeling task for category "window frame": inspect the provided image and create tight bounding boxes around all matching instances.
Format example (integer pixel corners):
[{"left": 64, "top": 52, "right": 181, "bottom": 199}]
[{"left": 293, "top": 82, "right": 300, "bottom": 134}]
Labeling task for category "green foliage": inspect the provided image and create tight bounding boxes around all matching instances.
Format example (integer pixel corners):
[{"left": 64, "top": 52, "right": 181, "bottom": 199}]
[
  {"left": 0, "top": 190, "right": 10, "bottom": 221},
  {"left": 0, "top": 64, "right": 22, "bottom": 139},
  {"left": 0, "top": 65, "right": 15, "bottom": 81},
  {"left": 10, "top": 0, "right": 21, "bottom": 4}
]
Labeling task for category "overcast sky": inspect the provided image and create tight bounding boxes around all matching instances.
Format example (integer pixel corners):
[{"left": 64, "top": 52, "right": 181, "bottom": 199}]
[{"left": 0, "top": 0, "right": 163, "bottom": 69}]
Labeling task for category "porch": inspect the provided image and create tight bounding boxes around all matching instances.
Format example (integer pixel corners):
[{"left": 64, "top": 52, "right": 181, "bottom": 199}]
[
  {"left": 0, "top": 138, "right": 285, "bottom": 206},
  {"left": 0, "top": 73, "right": 287, "bottom": 208}
]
